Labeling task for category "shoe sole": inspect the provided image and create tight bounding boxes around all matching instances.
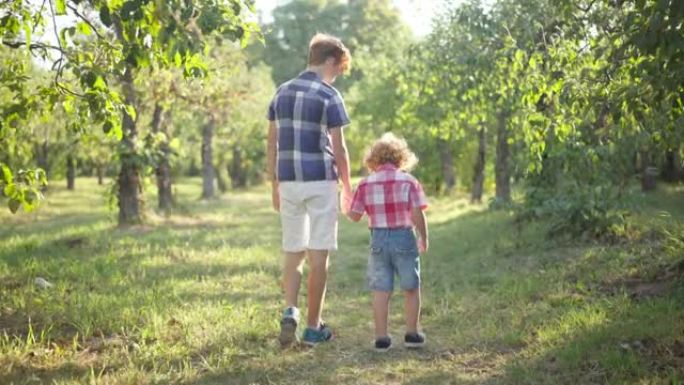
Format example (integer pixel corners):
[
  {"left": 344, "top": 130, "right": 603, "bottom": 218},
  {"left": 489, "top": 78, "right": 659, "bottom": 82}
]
[
  {"left": 404, "top": 342, "right": 425, "bottom": 349},
  {"left": 301, "top": 337, "right": 333, "bottom": 347},
  {"left": 375, "top": 346, "right": 391, "bottom": 352},
  {"left": 279, "top": 318, "right": 297, "bottom": 347},
  {"left": 301, "top": 334, "right": 333, "bottom": 347}
]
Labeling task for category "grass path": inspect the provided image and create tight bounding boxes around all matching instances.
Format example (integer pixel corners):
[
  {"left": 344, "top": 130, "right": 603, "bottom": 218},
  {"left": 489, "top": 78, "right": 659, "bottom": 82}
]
[{"left": 1, "top": 178, "right": 683, "bottom": 384}]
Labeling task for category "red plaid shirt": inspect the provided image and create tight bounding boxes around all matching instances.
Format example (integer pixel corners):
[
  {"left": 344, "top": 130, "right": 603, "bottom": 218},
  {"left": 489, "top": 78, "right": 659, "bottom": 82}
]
[{"left": 350, "top": 164, "right": 428, "bottom": 228}]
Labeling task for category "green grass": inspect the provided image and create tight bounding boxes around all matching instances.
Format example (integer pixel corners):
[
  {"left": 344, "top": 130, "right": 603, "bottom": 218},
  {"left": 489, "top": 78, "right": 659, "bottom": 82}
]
[{"left": 1, "top": 178, "right": 683, "bottom": 384}]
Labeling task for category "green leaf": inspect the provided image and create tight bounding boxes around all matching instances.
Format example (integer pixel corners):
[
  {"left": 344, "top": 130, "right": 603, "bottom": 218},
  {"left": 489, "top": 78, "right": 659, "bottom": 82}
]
[
  {"left": 63, "top": 98, "right": 75, "bottom": 114},
  {"left": 1, "top": 164, "right": 13, "bottom": 184},
  {"left": 169, "top": 138, "right": 181, "bottom": 150},
  {"left": 8, "top": 199, "right": 20, "bottom": 214},
  {"left": 36, "top": 169, "right": 48, "bottom": 185},
  {"left": 105, "top": 119, "right": 123, "bottom": 141},
  {"left": 56, "top": 0, "right": 67, "bottom": 15},
  {"left": 174, "top": 51, "right": 182, "bottom": 67},
  {"left": 514, "top": 50, "right": 525, "bottom": 65},
  {"left": 3, "top": 183, "right": 16, "bottom": 197},
  {"left": 103, "top": 120, "right": 113, "bottom": 134},
  {"left": 93, "top": 76, "right": 107, "bottom": 91},
  {"left": 76, "top": 22, "right": 92, "bottom": 36},
  {"left": 99, "top": 5, "right": 112, "bottom": 27},
  {"left": 125, "top": 105, "right": 137, "bottom": 121},
  {"left": 23, "top": 23, "right": 31, "bottom": 52}
]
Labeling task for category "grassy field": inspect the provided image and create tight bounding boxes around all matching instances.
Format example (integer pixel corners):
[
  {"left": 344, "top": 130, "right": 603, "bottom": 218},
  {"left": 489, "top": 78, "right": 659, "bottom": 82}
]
[{"left": 1, "top": 178, "right": 683, "bottom": 385}]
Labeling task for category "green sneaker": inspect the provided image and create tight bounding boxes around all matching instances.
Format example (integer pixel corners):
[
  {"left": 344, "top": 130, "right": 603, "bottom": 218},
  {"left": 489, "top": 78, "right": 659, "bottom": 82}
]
[
  {"left": 279, "top": 307, "right": 300, "bottom": 347},
  {"left": 301, "top": 322, "right": 333, "bottom": 346}
]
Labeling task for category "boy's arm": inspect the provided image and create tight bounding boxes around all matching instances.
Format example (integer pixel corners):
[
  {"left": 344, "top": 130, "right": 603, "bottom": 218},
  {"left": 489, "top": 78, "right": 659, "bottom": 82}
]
[
  {"left": 412, "top": 207, "right": 429, "bottom": 254},
  {"left": 267, "top": 120, "right": 279, "bottom": 212},
  {"left": 330, "top": 127, "right": 352, "bottom": 212}
]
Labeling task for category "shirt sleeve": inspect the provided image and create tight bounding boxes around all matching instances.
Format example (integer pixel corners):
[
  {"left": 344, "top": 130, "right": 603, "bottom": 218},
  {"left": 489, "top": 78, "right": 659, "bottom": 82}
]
[
  {"left": 326, "top": 92, "right": 351, "bottom": 129},
  {"left": 350, "top": 183, "right": 366, "bottom": 215},
  {"left": 409, "top": 180, "right": 428, "bottom": 210}
]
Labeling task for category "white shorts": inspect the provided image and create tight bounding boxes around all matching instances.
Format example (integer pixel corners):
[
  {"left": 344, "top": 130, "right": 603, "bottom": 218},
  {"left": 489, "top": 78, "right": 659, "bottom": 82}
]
[{"left": 279, "top": 181, "right": 339, "bottom": 252}]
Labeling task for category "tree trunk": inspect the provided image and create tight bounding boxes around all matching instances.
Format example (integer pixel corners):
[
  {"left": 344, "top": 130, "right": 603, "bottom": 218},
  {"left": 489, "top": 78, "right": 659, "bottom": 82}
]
[
  {"left": 229, "top": 145, "right": 247, "bottom": 189},
  {"left": 216, "top": 164, "right": 228, "bottom": 193},
  {"left": 152, "top": 104, "right": 174, "bottom": 212},
  {"left": 215, "top": 146, "right": 228, "bottom": 193},
  {"left": 495, "top": 110, "right": 511, "bottom": 203},
  {"left": 35, "top": 140, "right": 49, "bottom": 179},
  {"left": 66, "top": 154, "right": 76, "bottom": 190},
  {"left": 438, "top": 138, "right": 456, "bottom": 194},
  {"left": 96, "top": 165, "right": 104, "bottom": 185},
  {"left": 662, "top": 148, "right": 682, "bottom": 182},
  {"left": 640, "top": 150, "right": 657, "bottom": 191},
  {"left": 471, "top": 125, "right": 487, "bottom": 203},
  {"left": 201, "top": 116, "right": 216, "bottom": 199},
  {"left": 117, "top": 67, "right": 143, "bottom": 225}
]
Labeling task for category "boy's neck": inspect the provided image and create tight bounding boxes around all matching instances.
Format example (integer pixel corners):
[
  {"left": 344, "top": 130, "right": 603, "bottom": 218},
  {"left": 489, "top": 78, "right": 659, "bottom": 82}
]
[{"left": 307, "top": 65, "right": 335, "bottom": 85}]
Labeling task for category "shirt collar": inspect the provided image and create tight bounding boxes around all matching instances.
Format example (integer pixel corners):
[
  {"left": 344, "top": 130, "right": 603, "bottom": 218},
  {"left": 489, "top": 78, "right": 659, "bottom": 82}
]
[
  {"left": 377, "top": 163, "right": 398, "bottom": 171},
  {"left": 299, "top": 70, "right": 322, "bottom": 81}
]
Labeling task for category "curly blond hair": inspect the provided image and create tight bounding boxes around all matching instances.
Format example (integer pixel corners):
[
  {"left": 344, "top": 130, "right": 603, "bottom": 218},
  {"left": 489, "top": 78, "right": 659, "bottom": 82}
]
[{"left": 364, "top": 133, "right": 418, "bottom": 172}]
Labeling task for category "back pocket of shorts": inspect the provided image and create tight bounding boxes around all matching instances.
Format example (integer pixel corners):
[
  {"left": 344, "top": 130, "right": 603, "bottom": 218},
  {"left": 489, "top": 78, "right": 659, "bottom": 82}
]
[{"left": 393, "top": 238, "right": 417, "bottom": 254}]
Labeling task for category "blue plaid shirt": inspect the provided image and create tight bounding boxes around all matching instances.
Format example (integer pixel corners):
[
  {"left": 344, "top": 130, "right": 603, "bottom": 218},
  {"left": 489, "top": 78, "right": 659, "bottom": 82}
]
[{"left": 267, "top": 70, "right": 350, "bottom": 182}]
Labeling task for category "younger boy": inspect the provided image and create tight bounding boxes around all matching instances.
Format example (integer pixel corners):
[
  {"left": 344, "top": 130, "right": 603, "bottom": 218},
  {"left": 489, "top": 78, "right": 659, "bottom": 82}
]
[{"left": 346, "top": 133, "right": 429, "bottom": 352}]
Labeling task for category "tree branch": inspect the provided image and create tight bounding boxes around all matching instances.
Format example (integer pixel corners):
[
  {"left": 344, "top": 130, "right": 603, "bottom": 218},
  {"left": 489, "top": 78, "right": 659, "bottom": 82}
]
[
  {"left": 32, "top": 0, "right": 48, "bottom": 34},
  {"left": 66, "top": 3, "right": 104, "bottom": 39},
  {"left": 48, "top": 0, "right": 66, "bottom": 87},
  {"left": 1, "top": 39, "right": 63, "bottom": 53},
  {"left": 44, "top": 0, "right": 84, "bottom": 98}
]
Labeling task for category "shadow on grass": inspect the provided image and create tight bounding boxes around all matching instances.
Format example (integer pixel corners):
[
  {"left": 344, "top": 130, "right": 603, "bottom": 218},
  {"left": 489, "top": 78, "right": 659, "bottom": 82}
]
[
  {"left": 486, "top": 283, "right": 684, "bottom": 385},
  {"left": 0, "top": 361, "right": 91, "bottom": 385},
  {"left": 191, "top": 344, "right": 480, "bottom": 385}
]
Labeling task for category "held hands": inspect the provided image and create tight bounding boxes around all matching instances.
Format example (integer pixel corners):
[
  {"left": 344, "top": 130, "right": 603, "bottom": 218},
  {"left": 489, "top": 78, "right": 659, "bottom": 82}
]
[{"left": 340, "top": 185, "right": 353, "bottom": 215}]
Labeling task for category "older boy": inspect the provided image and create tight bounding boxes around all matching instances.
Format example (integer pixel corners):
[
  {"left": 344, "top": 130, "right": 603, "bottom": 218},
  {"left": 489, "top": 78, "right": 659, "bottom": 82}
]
[{"left": 266, "top": 33, "right": 353, "bottom": 347}]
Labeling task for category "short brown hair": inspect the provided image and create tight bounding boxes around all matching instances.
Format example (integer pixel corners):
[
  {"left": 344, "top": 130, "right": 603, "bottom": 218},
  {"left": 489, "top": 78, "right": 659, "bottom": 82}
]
[
  {"left": 364, "top": 133, "right": 418, "bottom": 172},
  {"left": 308, "top": 33, "right": 351, "bottom": 72}
]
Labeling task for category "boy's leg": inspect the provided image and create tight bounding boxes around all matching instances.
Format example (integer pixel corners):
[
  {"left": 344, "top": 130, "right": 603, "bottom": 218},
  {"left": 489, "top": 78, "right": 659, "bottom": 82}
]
[
  {"left": 403, "top": 288, "right": 421, "bottom": 334},
  {"left": 280, "top": 252, "right": 306, "bottom": 347},
  {"left": 306, "top": 249, "right": 329, "bottom": 329},
  {"left": 278, "top": 182, "right": 309, "bottom": 346},
  {"left": 303, "top": 181, "right": 337, "bottom": 333},
  {"left": 373, "top": 291, "right": 392, "bottom": 338},
  {"left": 279, "top": 181, "right": 309, "bottom": 308},
  {"left": 283, "top": 251, "right": 306, "bottom": 308}
]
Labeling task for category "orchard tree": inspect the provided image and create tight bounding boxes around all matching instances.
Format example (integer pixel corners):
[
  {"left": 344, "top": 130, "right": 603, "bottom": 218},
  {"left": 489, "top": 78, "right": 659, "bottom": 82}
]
[{"left": 0, "top": 0, "right": 259, "bottom": 224}]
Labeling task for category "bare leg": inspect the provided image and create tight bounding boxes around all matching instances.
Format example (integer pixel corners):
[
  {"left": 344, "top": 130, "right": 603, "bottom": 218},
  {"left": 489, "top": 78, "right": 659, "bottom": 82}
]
[
  {"left": 283, "top": 251, "right": 306, "bottom": 308},
  {"left": 306, "top": 249, "right": 329, "bottom": 329},
  {"left": 373, "top": 291, "right": 392, "bottom": 338},
  {"left": 404, "top": 288, "right": 421, "bottom": 334}
]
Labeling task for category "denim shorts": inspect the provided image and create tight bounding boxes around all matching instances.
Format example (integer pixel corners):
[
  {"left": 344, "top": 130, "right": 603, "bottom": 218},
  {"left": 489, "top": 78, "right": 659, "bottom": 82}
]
[{"left": 367, "top": 228, "right": 421, "bottom": 292}]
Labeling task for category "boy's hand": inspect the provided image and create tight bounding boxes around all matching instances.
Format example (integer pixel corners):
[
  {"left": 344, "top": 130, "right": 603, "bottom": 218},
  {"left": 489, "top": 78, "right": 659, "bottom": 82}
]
[
  {"left": 418, "top": 237, "right": 428, "bottom": 254},
  {"left": 271, "top": 182, "right": 280, "bottom": 212}
]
